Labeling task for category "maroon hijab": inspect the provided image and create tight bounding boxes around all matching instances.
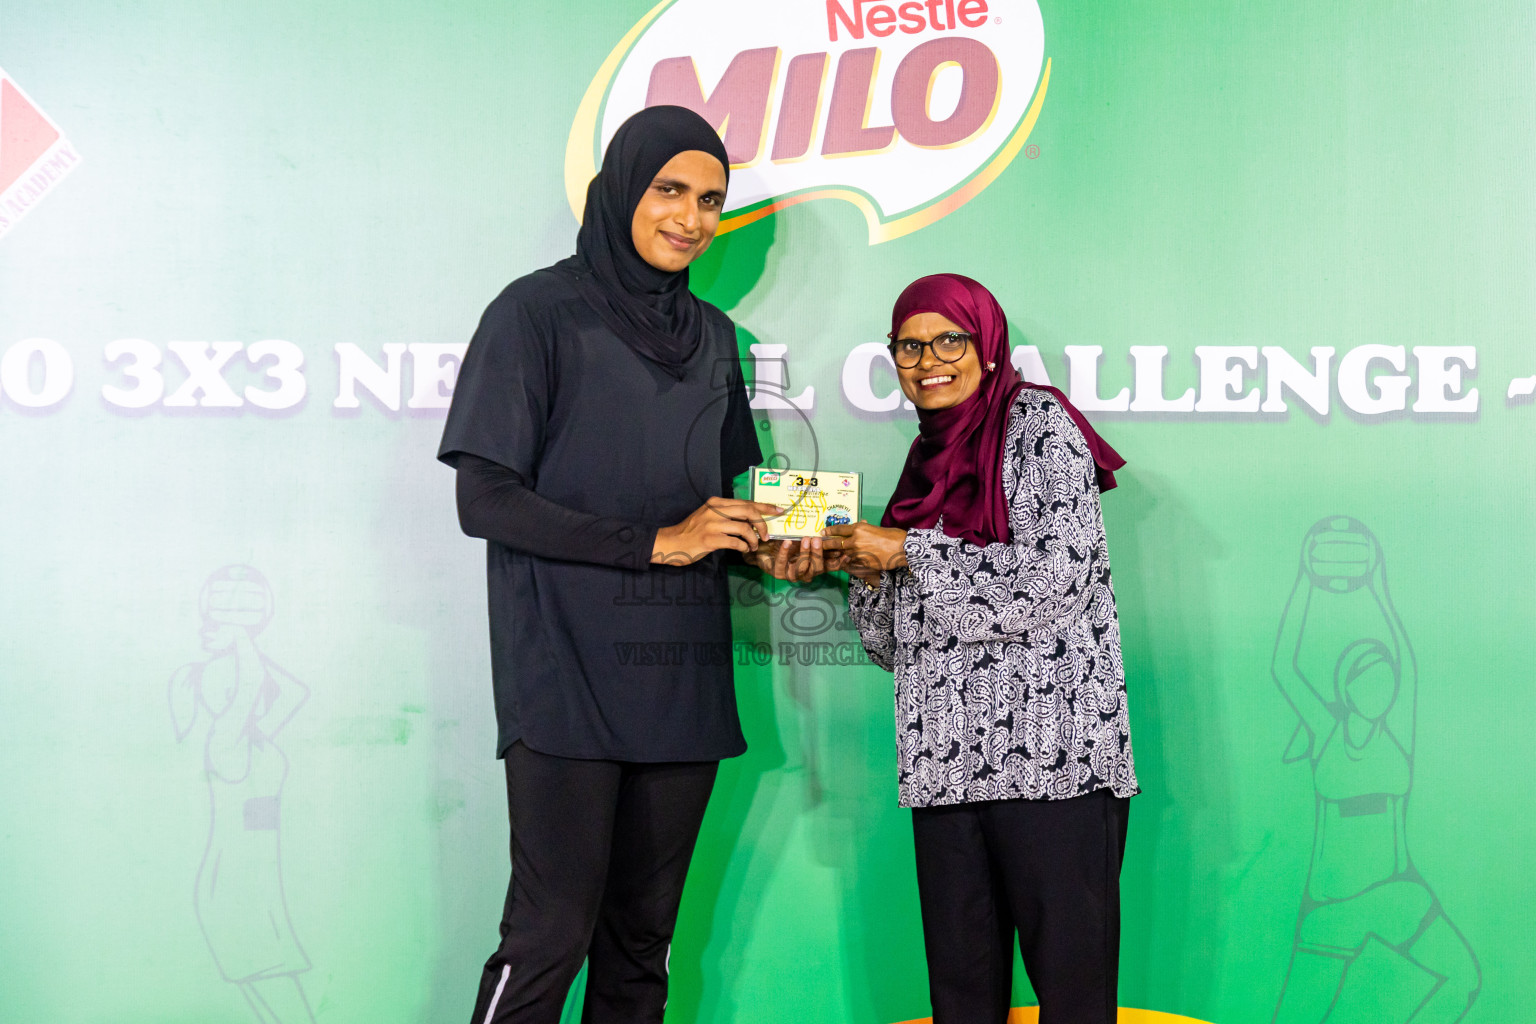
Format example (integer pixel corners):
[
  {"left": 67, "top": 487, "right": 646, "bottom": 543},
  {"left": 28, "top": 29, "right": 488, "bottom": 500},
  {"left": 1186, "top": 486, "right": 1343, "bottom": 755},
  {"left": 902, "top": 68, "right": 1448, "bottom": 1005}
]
[{"left": 880, "top": 274, "right": 1126, "bottom": 546}]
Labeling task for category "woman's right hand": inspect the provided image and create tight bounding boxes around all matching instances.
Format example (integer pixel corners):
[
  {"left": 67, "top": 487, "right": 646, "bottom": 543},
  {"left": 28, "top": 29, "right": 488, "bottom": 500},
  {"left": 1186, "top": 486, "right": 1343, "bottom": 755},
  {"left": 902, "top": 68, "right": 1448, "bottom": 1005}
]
[{"left": 652, "top": 497, "right": 782, "bottom": 566}]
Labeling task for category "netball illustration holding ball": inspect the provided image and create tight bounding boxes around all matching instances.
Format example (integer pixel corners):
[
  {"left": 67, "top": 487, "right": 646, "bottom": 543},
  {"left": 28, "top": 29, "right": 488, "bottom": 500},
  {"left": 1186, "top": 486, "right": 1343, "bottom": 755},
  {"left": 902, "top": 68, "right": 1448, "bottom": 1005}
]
[
  {"left": 168, "top": 566, "right": 316, "bottom": 1024},
  {"left": 1270, "top": 518, "right": 1479, "bottom": 1024}
]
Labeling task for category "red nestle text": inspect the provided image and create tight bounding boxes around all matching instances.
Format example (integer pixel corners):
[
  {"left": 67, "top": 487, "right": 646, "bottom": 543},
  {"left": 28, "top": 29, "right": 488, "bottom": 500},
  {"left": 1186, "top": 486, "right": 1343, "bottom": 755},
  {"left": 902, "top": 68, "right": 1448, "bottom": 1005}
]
[{"left": 826, "top": 0, "right": 991, "bottom": 42}]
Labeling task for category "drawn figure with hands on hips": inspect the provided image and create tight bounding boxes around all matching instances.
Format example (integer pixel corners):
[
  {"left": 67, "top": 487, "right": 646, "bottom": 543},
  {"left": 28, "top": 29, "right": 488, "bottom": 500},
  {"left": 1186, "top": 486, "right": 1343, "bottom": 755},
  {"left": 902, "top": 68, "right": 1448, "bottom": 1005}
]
[{"left": 168, "top": 565, "right": 315, "bottom": 1024}]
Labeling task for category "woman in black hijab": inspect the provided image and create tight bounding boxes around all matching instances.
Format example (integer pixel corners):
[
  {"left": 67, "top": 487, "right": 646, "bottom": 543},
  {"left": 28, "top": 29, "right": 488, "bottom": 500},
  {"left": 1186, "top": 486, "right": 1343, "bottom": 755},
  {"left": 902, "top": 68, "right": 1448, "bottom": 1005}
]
[{"left": 439, "top": 105, "right": 779, "bottom": 1024}]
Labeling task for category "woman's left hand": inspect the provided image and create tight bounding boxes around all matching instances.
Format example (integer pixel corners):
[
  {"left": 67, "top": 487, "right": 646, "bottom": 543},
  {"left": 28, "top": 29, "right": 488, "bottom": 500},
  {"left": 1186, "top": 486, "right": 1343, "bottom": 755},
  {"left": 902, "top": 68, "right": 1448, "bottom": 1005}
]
[
  {"left": 750, "top": 538, "right": 831, "bottom": 582},
  {"left": 821, "top": 521, "right": 909, "bottom": 575}
]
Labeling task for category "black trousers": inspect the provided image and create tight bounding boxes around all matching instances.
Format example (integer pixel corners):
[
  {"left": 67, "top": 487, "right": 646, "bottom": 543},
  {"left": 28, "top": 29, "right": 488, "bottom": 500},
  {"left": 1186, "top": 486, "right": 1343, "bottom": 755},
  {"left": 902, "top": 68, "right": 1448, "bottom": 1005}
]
[
  {"left": 911, "top": 789, "right": 1131, "bottom": 1024},
  {"left": 470, "top": 742, "right": 719, "bottom": 1024}
]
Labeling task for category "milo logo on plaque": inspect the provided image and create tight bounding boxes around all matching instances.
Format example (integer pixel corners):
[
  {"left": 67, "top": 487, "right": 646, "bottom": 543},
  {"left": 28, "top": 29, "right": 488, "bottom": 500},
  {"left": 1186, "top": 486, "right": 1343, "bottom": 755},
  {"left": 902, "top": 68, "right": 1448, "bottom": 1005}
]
[{"left": 566, "top": 0, "right": 1048, "bottom": 243}]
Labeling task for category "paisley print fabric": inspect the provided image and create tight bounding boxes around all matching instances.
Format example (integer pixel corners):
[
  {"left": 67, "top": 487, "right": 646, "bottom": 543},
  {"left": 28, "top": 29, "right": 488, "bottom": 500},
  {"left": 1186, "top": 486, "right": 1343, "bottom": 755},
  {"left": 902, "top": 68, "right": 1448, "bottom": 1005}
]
[{"left": 848, "top": 388, "right": 1139, "bottom": 808}]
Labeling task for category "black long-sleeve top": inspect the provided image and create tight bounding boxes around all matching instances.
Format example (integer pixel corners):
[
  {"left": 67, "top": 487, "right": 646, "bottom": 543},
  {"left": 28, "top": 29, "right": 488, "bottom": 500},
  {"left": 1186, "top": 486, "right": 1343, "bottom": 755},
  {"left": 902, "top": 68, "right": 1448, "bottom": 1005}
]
[
  {"left": 454, "top": 453, "right": 658, "bottom": 567},
  {"left": 437, "top": 260, "right": 761, "bottom": 762}
]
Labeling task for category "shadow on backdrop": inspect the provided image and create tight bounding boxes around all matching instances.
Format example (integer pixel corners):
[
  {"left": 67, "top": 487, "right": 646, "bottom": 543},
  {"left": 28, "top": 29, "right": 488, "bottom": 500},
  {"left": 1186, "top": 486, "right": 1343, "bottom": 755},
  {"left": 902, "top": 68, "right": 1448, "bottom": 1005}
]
[
  {"left": 673, "top": 209, "right": 930, "bottom": 1024},
  {"left": 1106, "top": 470, "right": 1234, "bottom": 1016},
  {"left": 666, "top": 211, "right": 823, "bottom": 1024}
]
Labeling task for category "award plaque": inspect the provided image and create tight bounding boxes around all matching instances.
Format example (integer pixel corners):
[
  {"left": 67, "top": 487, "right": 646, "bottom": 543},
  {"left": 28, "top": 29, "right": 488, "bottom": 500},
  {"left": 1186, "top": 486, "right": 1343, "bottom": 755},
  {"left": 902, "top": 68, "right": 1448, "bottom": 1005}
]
[{"left": 751, "top": 467, "right": 862, "bottom": 539}]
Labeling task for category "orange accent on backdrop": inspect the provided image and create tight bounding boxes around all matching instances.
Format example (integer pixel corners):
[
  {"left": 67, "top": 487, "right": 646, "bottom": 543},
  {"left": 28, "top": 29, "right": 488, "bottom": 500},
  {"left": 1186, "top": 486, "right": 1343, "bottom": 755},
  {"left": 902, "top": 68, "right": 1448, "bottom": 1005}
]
[{"left": 892, "top": 1009, "right": 1217, "bottom": 1024}]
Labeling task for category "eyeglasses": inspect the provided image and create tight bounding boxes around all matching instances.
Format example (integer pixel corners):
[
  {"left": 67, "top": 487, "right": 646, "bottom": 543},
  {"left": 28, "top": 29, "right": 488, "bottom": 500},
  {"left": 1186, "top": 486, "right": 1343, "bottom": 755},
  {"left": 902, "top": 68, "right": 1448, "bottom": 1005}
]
[{"left": 888, "top": 331, "right": 972, "bottom": 369}]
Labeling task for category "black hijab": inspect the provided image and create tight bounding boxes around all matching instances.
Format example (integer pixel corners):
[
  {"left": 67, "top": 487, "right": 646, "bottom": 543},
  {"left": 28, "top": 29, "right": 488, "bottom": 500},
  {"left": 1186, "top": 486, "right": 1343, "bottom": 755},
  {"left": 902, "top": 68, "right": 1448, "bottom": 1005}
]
[{"left": 570, "top": 105, "right": 730, "bottom": 379}]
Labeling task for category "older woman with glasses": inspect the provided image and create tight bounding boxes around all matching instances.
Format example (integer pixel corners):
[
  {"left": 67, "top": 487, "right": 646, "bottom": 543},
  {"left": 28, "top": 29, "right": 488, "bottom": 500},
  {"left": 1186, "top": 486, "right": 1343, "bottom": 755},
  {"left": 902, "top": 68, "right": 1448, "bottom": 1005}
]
[{"left": 820, "top": 274, "right": 1139, "bottom": 1024}]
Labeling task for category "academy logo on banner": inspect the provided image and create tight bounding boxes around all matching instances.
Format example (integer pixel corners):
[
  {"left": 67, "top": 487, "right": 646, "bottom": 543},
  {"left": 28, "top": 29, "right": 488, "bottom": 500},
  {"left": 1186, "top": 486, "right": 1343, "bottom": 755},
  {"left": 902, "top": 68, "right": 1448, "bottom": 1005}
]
[
  {"left": 566, "top": 0, "right": 1047, "bottom": 244},
  {"left": 0, "top": 67, "right": 80, "bottom": 240}
]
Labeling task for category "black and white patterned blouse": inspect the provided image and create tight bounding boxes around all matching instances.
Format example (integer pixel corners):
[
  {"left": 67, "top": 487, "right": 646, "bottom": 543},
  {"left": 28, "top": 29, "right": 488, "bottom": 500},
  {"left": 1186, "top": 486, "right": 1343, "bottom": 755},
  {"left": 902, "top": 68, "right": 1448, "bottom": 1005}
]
[{"left": 848, "top": 388, "right": 1139, "bottom": 809}]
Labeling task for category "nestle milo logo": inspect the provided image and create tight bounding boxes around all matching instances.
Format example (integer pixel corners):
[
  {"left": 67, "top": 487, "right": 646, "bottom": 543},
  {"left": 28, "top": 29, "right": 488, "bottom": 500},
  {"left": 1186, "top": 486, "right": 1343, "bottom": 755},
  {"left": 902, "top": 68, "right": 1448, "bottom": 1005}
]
[{"left": 565, "top": 0, "right": 1047, "bottom": 243}]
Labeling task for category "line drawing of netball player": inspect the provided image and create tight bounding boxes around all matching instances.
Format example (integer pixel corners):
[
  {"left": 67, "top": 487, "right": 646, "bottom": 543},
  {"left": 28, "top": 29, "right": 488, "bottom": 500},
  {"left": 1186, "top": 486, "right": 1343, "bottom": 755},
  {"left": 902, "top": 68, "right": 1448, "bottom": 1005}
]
[
  {"left": 1270, "top": 517, "right": 1480, "bottom": 1024},
  {"left": 168, "top": 565, "right": 316, "bottom": 1024}
]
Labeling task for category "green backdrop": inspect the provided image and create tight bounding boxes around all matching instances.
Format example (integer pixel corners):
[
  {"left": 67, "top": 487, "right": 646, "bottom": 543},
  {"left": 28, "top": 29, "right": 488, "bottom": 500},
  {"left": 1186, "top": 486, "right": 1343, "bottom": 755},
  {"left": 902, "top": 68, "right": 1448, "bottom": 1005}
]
[{"left": 1, "top": 2, "right": 1532, "bottom": 1023}]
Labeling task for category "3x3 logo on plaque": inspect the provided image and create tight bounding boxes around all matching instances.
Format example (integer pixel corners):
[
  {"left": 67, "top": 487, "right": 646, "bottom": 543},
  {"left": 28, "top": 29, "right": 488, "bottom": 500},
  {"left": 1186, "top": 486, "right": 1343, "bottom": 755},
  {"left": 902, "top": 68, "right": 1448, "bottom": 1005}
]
[
  {"left": 0, "top": 66, "right": 80, "bottom": 240},
  {"left": 566, "top": 0, "right": 1048, "bottom": 243}
]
